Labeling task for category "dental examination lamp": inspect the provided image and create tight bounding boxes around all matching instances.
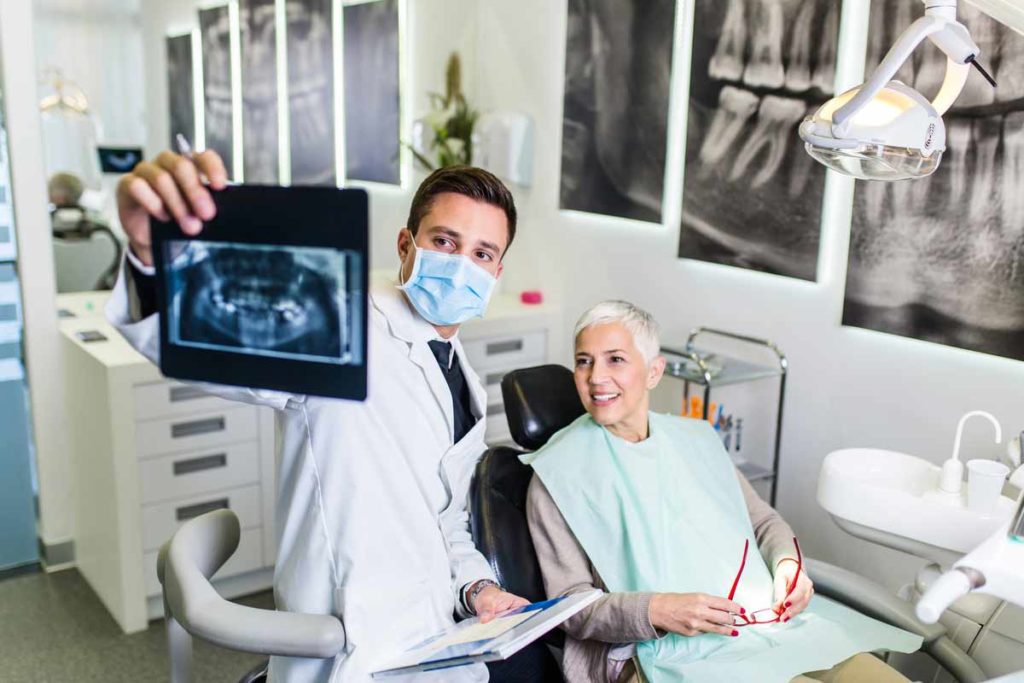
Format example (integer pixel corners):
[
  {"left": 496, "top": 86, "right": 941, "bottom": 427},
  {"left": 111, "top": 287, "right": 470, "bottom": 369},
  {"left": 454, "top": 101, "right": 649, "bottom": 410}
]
[{"left": 799, "top": 0, "right": 995, "bottom": 180}]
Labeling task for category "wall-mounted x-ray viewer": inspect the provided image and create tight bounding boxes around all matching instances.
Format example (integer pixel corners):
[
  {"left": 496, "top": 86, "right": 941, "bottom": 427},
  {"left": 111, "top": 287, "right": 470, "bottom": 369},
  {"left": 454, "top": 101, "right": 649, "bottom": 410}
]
[{"left": 152, "top": 186, "right": 368, "bottom": 401}]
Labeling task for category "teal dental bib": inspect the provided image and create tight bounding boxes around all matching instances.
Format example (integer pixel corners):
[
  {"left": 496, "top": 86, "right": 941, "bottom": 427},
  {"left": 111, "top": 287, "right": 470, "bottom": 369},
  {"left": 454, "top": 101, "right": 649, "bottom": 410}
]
[{"left": 522, "top": 412, "right": 921, "bottom": 682}]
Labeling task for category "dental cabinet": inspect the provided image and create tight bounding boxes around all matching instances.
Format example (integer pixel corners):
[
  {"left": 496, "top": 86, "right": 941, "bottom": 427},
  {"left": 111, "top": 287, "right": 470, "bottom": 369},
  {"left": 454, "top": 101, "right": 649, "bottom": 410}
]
[
  {"left": 657, "top": 328, "right": 787, "bottom": 506},
  {"left": 57, "top": 286, "right": 561, "bottom": 633},
  {"left": 59, "top": 308, "right": 278, "bottom": 634}
]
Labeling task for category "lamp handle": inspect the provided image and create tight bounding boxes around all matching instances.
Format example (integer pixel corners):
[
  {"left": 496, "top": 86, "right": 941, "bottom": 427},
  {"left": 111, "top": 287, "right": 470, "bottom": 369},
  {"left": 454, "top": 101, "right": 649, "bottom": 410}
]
[{"left": 833, "top": 11, "right": 977, "bottom": 135}]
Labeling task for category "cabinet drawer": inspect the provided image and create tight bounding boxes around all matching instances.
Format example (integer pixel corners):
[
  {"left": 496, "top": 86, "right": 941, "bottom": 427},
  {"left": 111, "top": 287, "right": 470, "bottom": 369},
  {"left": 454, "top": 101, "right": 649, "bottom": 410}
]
[
  {"left": 133, "top": 381, "right": 238, "bottom": 421},
  {"left": 141, "top": 484, "right": 262, "bottom": 552},
  {"left": 138, "top": 441, "right": 261, "bottom": 505},
  {"left": 462, "top": 330, "right": 546, "bottom": 372},
  {"left": 483, "top": 369, "right": 507, "bottom": 406},
  {"left": 486, "top": 412, "right": 513, "bottom": 447},
  {"left": 143, "top": 526, "right": 263, "bottom": 596},
  {"left": 134, "top": 406, "right": 258, "bottom": 459}
]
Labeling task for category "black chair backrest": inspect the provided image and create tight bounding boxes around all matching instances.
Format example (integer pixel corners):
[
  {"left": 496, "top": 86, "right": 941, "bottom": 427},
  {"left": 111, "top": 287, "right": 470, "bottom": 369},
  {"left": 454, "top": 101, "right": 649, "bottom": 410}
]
[
  {"left": 502, "top": 364, "right": 585, "bottom": 451},
  {"left": 470, "top": 365, "right": 585, "bottom": 681}
]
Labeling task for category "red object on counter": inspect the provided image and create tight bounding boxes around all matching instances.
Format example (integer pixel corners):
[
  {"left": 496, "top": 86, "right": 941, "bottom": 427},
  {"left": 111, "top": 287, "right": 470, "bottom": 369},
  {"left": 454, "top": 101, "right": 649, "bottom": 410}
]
[{"left": 520, "top": 291, "right": 543, "bottom": 305}]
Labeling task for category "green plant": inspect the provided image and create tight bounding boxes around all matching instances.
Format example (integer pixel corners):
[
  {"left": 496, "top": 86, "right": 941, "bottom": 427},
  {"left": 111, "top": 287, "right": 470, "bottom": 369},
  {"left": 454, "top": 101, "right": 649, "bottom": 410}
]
[{"left": 409, "top": 52, "right": 479, "bottom": 170}]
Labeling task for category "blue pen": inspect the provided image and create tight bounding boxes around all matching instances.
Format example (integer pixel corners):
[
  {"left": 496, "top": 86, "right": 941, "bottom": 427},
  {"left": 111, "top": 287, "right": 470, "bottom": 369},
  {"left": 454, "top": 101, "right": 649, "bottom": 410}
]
[{"left": 714, "top": 404, "right": 724, "bottom": 431}]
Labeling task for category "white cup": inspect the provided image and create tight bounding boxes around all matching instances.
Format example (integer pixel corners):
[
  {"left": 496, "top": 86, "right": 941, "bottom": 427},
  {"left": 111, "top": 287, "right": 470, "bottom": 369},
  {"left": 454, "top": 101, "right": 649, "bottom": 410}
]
[{"left": 966, "top": 459, "right": 1010, "bottom": 512}]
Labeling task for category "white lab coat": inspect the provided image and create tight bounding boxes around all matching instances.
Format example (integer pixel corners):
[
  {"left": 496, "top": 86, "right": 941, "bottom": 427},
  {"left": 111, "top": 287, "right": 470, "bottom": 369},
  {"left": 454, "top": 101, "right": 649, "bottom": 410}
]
[{"left": 107, "top": 266, "right": 495, "bottom": 683}]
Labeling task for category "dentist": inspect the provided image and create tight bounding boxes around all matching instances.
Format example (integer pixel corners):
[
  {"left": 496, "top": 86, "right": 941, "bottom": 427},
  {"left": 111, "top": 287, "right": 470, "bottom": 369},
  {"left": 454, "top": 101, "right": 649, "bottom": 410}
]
[{"left": 109, "top": 149, "right": 529, "bottom": 682}]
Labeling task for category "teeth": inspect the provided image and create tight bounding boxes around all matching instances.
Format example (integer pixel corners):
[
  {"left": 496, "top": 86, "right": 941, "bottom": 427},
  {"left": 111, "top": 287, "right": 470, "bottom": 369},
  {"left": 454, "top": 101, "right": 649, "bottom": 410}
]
[
  {"left": 1002, "top": 112, "right": 1024, "bottom": 238},
  {"left": 698, "top": 86, "right": 759, "bottom": 170},
  {"left": 742, "top": 0, "right": 785, "bottom": 90},
  {"left": 968, "top": 117, "right": 1001, "bottom": 228},
  {"left": 593, "top": 394, "right": 618, "bottom": 401},
  {"left": 995, "top": 14, "right": 1024, "bottom": 102},
  {"left": 810, "top": 0, "right": 838, "bottom": 94},
  {"left": 709, "top": 0, "right": 747, "bottom": 82},
  {"left": 728, "top": 96, "right": 805, "bottom": 188},
  {"left": 784, "top": 0, "right": 816, "bottom": 93}
]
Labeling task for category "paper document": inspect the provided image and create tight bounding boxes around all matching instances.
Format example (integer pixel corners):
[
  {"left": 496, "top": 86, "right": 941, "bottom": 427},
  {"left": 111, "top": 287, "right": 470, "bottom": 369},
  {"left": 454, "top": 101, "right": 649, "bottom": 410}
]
[{"left": 372, "top": 589, "right": 601, "bottom": 678}]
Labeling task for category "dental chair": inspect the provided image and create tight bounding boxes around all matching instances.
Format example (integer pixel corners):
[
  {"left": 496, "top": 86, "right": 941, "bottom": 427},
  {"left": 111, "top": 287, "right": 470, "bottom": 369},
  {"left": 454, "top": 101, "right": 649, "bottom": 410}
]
[
  {"left": 157, "top": 365, "right": 987, "bottom": 683},
  {"left": 469, "top": 364, "right": 990, "bottom": 683}
]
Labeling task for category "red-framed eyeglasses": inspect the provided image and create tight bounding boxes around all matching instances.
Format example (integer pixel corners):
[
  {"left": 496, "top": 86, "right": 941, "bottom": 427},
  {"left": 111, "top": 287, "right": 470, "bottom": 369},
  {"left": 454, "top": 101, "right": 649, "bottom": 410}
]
[{"left": 726, "top": 536, "right": 802, "bottom": 627}]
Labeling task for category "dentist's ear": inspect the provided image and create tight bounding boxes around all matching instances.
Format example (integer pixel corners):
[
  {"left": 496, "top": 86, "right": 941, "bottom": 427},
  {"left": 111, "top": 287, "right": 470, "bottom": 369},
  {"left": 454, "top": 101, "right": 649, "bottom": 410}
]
[
  {"left": 647, "top": 355, "right": 667, "bottom": 390},
  {"left": 397, "top": 227, "right": 413, "bottom": 260}
]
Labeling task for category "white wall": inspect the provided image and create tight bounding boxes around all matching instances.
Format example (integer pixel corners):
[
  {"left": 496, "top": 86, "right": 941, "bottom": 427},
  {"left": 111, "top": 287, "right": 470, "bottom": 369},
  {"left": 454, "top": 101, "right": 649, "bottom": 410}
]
[
  {"left": 473, "top": 0, "right": 1024, "bottom": 593},
  {"left": 34, "top": 0, "right": 146, "bottom": 146}
]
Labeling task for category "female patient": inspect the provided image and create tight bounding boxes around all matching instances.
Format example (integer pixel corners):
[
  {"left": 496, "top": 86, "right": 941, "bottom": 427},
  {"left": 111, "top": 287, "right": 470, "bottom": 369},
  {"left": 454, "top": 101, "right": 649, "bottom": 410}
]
[{"left": 522, "top": 301, "right": 920, "bottom": 683}]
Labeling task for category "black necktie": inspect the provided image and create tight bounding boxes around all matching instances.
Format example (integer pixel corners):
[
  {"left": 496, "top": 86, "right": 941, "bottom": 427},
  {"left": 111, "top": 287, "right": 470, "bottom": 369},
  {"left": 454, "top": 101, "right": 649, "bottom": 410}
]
[{"left": 427, "top": 340, "right": 477, "bottom": 443}]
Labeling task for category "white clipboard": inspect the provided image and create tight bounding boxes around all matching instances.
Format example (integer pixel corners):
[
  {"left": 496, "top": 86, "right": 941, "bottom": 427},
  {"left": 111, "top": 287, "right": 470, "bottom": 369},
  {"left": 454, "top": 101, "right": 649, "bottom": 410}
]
[{"left": 371, "top": 590, "right": 602, "bottom": 678}]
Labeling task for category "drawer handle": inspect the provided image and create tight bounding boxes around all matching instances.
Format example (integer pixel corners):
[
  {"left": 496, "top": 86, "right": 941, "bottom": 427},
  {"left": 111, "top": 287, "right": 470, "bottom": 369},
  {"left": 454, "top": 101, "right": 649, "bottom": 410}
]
[
  {"left": 486, "top": 339, "right": 523, "bottom": 355},
  {"left": 485, "top": 371, "right": 506, "bottom": 386},
  {"left": 487, "top": 403, "right": 504, "bottom": 417},
  {"left": 171, "top": 416, "right": 226, "bottom": 439},
  {"left": 173, "top": 453, "right": 227, "bottom": 476},
  {"left": 169, "top": 385, "right": 207, "bottom": 403},
  {"left": 176, "top": 498, "right": 229, "bottom": 521}
]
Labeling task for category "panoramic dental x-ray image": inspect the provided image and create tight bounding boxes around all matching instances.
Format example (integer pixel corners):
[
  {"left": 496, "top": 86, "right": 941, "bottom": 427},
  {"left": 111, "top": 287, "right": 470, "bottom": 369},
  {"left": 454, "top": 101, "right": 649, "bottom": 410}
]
[{"left": 165, "top": 241, "right": 351, "bottom": 364}]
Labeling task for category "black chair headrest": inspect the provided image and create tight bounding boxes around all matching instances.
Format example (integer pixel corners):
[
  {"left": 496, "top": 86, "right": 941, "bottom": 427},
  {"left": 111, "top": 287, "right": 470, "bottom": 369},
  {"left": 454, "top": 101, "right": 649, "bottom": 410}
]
[{"left": 501, "top": 365, "right": 585, "bottom": 451}]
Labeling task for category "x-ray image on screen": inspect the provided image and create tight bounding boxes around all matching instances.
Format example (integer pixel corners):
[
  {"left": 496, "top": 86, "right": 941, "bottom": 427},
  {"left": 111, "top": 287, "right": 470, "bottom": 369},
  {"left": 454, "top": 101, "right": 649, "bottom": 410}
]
[{"left": 164, "top": 240, "right": 361, "bottom": 365}]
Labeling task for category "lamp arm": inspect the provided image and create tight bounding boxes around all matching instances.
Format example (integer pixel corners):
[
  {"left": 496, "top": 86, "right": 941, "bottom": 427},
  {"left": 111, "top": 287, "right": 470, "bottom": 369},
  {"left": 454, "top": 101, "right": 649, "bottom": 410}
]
[{"left": 833, "top": 16, "right": 942, "bottom": 136}]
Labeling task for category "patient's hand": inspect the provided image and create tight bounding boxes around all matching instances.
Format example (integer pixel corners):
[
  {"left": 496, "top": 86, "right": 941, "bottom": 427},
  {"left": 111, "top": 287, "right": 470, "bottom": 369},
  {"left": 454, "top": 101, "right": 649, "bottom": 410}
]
[
  {"left": 472, "top": 585, "right": 530, "bottom": 624},
  {"left": 650, "top": 593, "right": 743, "bottom": 637},
  {"left": 773, "top": 560, "right": 814, "bottom": 622}
]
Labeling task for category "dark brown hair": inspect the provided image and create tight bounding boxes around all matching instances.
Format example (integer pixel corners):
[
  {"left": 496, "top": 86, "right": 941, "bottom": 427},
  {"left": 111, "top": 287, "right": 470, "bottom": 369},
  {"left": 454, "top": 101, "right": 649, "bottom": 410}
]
[{"left": 406, "top": 165, "right": 517, "bottom": 254}]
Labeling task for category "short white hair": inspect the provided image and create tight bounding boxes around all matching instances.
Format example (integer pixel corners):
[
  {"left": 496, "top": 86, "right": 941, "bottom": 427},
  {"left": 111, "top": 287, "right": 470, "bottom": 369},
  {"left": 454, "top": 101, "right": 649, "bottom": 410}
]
[{"left": 573, "top": 300, "right": 661, "bottom": 365}]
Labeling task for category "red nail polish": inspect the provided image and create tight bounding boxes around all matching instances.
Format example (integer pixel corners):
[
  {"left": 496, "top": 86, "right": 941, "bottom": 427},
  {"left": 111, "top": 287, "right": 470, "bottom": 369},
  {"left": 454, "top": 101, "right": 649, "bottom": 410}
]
[
  {"left": 740, "top": 608, "right": 746, "bottom": 615},
  {"left": 785, "top": 602, "right": 792, "bottom": 608},
  {"left": 783, "top": 616, "right": 790, "bottom": 623},
  {"left": 731, "top": 630, "right": 739, "bottom": 637}
]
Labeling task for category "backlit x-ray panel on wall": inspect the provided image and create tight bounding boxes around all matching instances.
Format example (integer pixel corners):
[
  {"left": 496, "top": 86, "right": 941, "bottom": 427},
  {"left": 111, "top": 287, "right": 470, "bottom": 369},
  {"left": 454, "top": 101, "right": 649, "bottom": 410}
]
[
  {"left": 344, "top": 0, "right": 400, "bottom": 185},
  {"left": 200, "top": 5, "right": 234, "bottom": 177},
  {"left": 240, "top": 0, "right": 279, "bottom": 184},
  {"left": 166, "top": 33, "right": 195, "bottom": 150},
  {"left": 287, "top": 0, "right": 336, "bottom": 186},
  {"left": 843, "top": 2, "right": 1024, "bottom": 361},
  {"left": 559, "top": 0, "right": 676, "bottom": 223},
  {"left": 678, "top": 0, "right": 839, "bottom": 281}
]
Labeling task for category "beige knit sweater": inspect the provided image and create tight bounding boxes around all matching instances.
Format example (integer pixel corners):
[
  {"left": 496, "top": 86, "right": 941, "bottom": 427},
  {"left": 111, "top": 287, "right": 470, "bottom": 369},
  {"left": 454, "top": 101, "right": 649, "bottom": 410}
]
[{"left": 525, "top": 472, "right": 797, "bottom": 683}]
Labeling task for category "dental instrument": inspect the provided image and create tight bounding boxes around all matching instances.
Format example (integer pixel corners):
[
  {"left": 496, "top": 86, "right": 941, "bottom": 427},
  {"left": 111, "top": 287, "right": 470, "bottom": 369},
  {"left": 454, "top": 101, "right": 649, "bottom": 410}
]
[
  {"left": 799, "top": 0, "right": 995, "bottom": 180},
  {"left": 917, "top": 494, "right": 1024, "bottom": 624}
]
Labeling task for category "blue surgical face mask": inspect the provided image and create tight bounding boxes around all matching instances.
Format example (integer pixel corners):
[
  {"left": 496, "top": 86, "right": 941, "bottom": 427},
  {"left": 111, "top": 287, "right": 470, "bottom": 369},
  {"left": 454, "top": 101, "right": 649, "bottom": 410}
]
[{"left": 399, "top": 244, "right": 498, "bottom": 326}]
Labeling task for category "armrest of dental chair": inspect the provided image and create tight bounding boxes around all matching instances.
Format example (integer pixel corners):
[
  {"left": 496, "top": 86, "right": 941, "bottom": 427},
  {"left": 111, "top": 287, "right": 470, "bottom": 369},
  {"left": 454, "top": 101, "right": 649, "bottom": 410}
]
[
  {"left": 805, "top": 558, "right": 987, "bottom": 683},
  {"left": 158, "top": 509, "right": 346, "bottom": 659},
  {"left": 805, "top": 558, "right": 945, "bottom": 643}
]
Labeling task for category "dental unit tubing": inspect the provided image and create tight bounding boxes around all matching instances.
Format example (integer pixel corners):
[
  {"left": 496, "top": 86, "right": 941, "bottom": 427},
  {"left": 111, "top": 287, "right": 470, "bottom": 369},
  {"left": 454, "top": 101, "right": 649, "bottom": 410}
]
[
  {"left": 832, "top": 1, "right": 978, "bottom": 140},
  {"left": 917, "top": 495, "right": 1024, "bottom": 623}
]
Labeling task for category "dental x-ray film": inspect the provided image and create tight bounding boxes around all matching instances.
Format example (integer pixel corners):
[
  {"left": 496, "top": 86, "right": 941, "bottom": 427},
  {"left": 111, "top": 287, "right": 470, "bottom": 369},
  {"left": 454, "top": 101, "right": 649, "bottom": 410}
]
[{"left": 152, "top": 186, "right": 368, "bottom": 400}]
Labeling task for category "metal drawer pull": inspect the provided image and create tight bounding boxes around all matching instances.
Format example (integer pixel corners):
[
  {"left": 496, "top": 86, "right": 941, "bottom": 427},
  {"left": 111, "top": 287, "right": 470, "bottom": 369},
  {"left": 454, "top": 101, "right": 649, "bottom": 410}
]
[
  {"left": 171, "top": 416, "right": 226, "bottom": 439},
  {"left": 176, "top": 498, "right": 230, "bottom": 521},
  {"left": 485, "top": 371, "right": 506, "bottom": 386},
  {"left": 169, "top": 385, "right": 207, "bottom": 403},
  {"left": 173, "top": 453, "right": 227, "bottom": 476},
  {"left": 486, "top": 339, "right": 523, "bottom": 355}
]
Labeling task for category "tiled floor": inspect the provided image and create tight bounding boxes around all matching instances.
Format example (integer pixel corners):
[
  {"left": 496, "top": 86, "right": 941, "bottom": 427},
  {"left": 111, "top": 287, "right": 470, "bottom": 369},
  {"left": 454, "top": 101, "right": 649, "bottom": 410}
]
[{"left": 0, "top": 567, "right": 271, "bottom": 682}]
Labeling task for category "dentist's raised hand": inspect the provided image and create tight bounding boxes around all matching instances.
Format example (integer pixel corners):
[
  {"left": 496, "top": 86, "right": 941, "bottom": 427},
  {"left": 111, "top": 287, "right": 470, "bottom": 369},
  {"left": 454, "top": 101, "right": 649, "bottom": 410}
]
[{"left": 116, "top": 149, "right": 228, "bottom": 266}]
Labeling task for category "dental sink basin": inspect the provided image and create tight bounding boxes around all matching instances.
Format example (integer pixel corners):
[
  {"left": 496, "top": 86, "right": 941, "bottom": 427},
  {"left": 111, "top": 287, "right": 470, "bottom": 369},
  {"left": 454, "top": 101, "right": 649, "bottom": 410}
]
[{"left": 817, "top": 448, "right": 1017, "bottom": 565}]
